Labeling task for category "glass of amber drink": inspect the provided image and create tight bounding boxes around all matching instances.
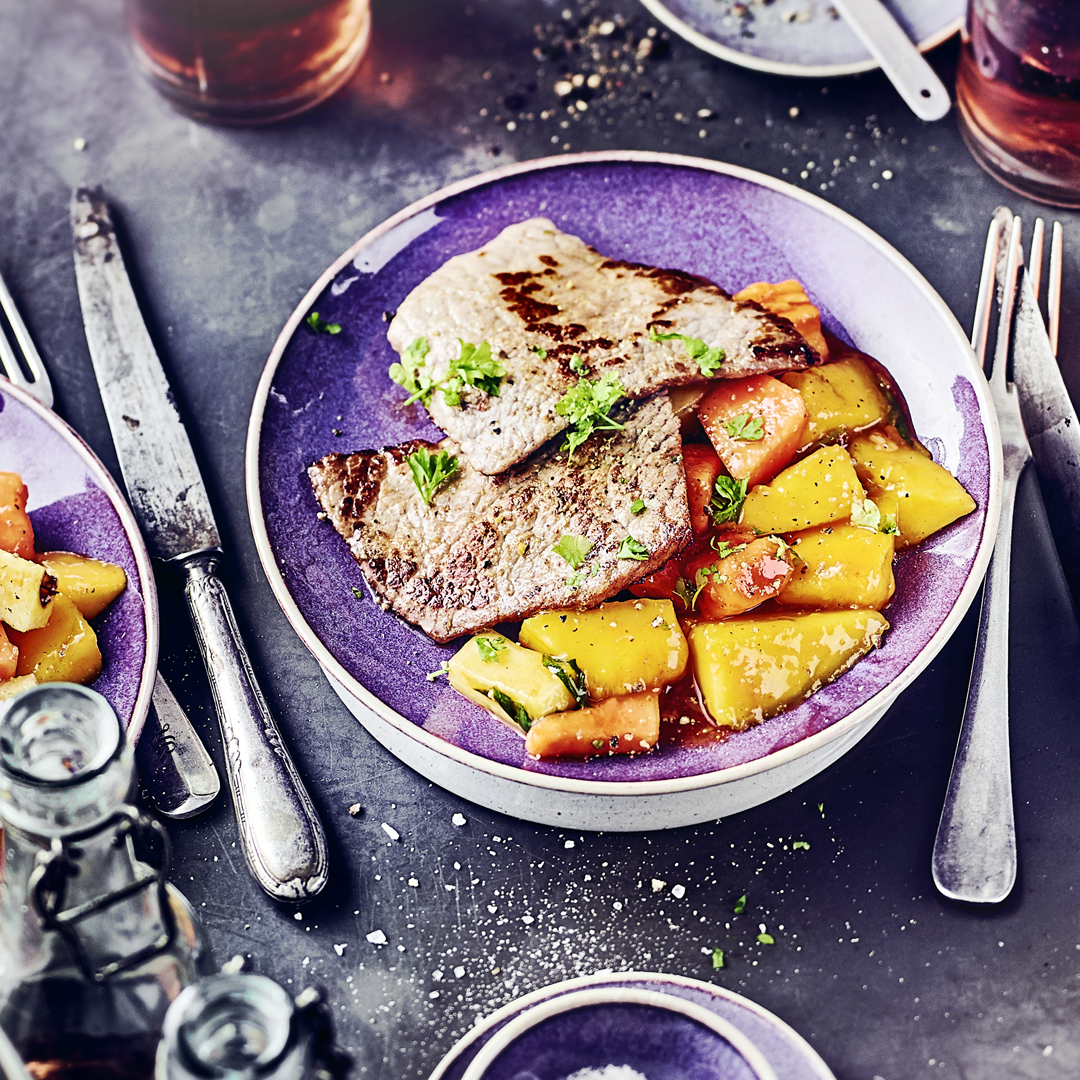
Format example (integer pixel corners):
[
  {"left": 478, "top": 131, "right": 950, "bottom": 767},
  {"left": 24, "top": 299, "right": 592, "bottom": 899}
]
[
  {"left": 125, "top": 0, "right": 371, "bottom": 124},
  {"left": 956, "top": 0, "right": 1080, "bottom": 207}
]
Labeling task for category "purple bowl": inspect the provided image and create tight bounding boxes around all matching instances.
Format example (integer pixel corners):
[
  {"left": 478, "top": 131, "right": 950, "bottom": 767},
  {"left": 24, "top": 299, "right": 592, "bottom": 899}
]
[{"left": 0, "top": 382, "right": 157, "bottom": 742}]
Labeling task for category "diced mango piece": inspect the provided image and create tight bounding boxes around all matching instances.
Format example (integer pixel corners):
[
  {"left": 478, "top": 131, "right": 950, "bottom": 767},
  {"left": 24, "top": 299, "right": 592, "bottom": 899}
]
[
  {"left": 448, "top": 632, "right": 575, "bottom": 732},
  {"left": 740, "top": 445, "right": 865, "bottom": 535},
  {"left": 8, "top": 594, "right": 102, "bottom": 685},
  {"left": 781, "top": 356, "right": 890, "bottom": 444},
  {"left": 0, "top": 550, "right": 55, "bottom": 632},
  {"left": 734, "top": 280, "right": 828, "bottom": 359},
  {"left": 39, "top": 552, "right": 128, "bottom": 621},
  {"left": 689, "top": 609, "right": 889, "bottom": 729},
  {"left": 0, "top": 675, "right": 36, "bottom": 702},
  {"left": 525, "top": 691, "right": 660, "bottom": 759},
  {"left": 519, "top": 599, "right": 688, "bottom": 700},
  {"left": 0, "top": 473, "right": 35, "bottom": 560},
  {"left": 850, "top": 432, "right": 976, "bottom": 548},
  {"left": 778, "top": 524, "right": 895, "bottom": 609}
]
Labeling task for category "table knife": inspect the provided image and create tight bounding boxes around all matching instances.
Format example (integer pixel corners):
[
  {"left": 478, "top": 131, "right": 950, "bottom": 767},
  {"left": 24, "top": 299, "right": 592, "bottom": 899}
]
[
  {"left": 1010, "top": 266, "right": 1080, "bottom": 610},
  {"left": 71, "top": 186, "right": 328, "bottom": 903}
]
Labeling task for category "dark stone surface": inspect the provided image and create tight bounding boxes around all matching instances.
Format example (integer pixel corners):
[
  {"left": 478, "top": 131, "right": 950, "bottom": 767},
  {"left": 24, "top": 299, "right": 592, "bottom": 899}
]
[{"left": 4, "top": 1, "right": 1080, "bottom": 1077}]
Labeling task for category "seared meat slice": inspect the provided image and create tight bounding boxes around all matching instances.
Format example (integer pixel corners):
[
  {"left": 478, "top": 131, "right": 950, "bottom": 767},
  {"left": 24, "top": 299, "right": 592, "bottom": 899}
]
[
  {"left": 387, "top": 217, "right": 817, "bottom": 474},
  {"left": 308, "top": 393, "right": 691, "bottom": 643}
]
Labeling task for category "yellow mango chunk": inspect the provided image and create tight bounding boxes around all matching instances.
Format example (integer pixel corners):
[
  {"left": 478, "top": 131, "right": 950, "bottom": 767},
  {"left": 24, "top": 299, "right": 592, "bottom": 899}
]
[
  {"left": 519, "top": 599, "right": 687, "bottom": 700},
  {"left": 778, "top": 524, "right": 895, "bottom": 610},
  {"left": 40, "top": 551, "right": 127, "bottom": 620},
  {"left": 0, "top": 549, "right": 54, "bottom": 632},
  {"left": 0, "top": 675, "right": 36, "bottom": 702},
  {"left": 689, "top": 609, "right": 889, "bottom": 730},
  {"left": 8, "top": 594, "right": 102, "bottom": 685},
  {"left": 447, "top": 632, "right": 575, "bottom": 731},
  {"left": 525, "top": 691, "right": 660, "bottom": 760},
  {"left": 782, "top": 356, "right": 889, "bottom": 443},
  {"left": 850, "top": 432, "right": 976, "bottom": 548},
  {"left": 740, "top": 445, "right": 865, "bottom": 535}
]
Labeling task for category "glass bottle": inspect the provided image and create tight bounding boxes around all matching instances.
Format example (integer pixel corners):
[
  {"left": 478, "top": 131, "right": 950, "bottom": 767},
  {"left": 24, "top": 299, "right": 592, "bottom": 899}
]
[
  {"left": 156, "top": 972, "right": 350, "bottom": 1080},
  {"left": 0, "top": 683, "right": 213, "bottom": 1080}
]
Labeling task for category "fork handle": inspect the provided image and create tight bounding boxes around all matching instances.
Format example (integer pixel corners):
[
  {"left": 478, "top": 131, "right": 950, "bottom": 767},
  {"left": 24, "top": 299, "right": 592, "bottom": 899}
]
[{"left": 931, "top": 454, "right": 1025, "bottom": 903}]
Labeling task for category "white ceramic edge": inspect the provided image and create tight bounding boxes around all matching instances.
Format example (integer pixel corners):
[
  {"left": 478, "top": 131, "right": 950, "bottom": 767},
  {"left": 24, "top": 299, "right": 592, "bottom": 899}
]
[
  {"left": 638, "top": 0, "right": 962, "bottom": 77},
  {"left": 459, "top": 987, "right": 778, "bottom": 1080},
  {"left": 245, "top": 149, "right": 1003, "bottom": 802},
  {"left": 0, "top": 379, "right": 159, "bottom": 746},
  {"left": 428, "top": 971, "right": 837, "bottom": 1080}
]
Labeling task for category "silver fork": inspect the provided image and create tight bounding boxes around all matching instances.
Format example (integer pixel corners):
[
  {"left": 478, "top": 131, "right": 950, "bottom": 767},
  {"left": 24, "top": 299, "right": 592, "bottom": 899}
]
[
  {"left": 0, "top": 268, "right": 220, "bottom": 820},
  {"left": 932, "top": 209, "right": 1032, "bottom": 904}
]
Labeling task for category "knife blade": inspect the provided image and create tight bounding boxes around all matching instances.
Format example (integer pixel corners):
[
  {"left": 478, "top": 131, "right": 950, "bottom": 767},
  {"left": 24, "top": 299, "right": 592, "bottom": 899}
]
[
  {"left": 1010, "top": 264, "right": 1080, "bottom": 610},
  {"left": 71, "top": 186, "right": 328, "bottom": 903}
]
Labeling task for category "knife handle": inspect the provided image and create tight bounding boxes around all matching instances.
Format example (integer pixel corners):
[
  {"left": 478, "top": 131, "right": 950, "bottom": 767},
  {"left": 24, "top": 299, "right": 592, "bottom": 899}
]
[{"left": 178, "top": 550, "right": 329, "bottom": 903}]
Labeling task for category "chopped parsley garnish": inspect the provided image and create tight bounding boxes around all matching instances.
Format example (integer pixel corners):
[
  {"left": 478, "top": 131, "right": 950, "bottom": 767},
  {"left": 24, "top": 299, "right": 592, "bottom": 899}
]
[
  {"left": 543, "top": 655, "right": 588, "bottom": 707},
  {"left": 708, "top": 475, "right": 749, "bottom": 526},
  {"left": 569, "top": 354, "right": 588, "bottom": 375},
  {"left": 772, "top": 535, "right": 794, "bottom": 560},
  {"left": 850, "top": 497, "right": 881, "bottom": 531},
  {"left": 530, "top": 344, "right": 548, "bottom": 359},
  {"left": 490, "top": 688, "right": 531, "bottom": 733},
  {"left": 650, "top": 328, "right": 725, "bottom": 376},
  {"left": 440, "top": 340, "right": 506, "bottom": 406},
  {"left": 757, "top": 933, "right": 775, "bottom": 946},
  {"left": 711, "top": 948, "right": 725, "bottom": 969},
  {"left": 617, "top": 536, "right": 650, "bottom": 561},
  {"left": 427, "top": 661, "right": 449, "bottom": 682},
  {"left": 555, "top": 374, "right": 626, "bottom": 458},
  {"left": 551, "top": 533, "right": 594, "bottom": 570},
  {"left": 407, "top": 447, "right": 459, "bottom": 505},
  {"left": 734, "top": 893, "right": 747, "bottom": 915},
  {"left": 722, "top": 412, "right": 765, "bottom": 441},
  {"left": 591, "top": 738, "right": 605, "bottom": 749},
  {"left": 792, "top": 840, "right": 810, "bottom": 851},
  {"left": 475, "top": 635, "right": 507, "bottom": 663},
  {"left": 630, "top": 498, "right": 646, "bottom": 515},
  {"left": 306, "top": 311, "right": 341, "bottom": 335},
  {"left": 880, "top": 513, "right": 899, "bottom": 535},
  {"left": 710, "top": 537, "right": 747, "bottom": 560},
  {"left": 389, "top": 337, "right": 435, "bottom": 404},
  {"left": 817, "top": 802, "right": 825, "bottom": 815},
  {"left": 351, "top": 586, "right": 364, "bottom": 600}
]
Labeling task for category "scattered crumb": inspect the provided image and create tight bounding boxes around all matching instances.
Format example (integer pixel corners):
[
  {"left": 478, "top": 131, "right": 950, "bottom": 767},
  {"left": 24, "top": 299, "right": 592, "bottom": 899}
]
[
  {"left": 348, "top": 803, "right": 362, "bottom": 817},
  {"left": 382, "top": 823, "right": 400, "bottom": 841}
]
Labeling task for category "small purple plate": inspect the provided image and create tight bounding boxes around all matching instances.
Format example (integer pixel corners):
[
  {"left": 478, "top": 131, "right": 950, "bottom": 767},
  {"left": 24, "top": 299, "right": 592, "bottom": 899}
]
[
  {"left": 0, "top": 381, "right": 157, "bottom": 743},
  {"left": 247, "top": 153, "right": 999, "bottom": 822}
]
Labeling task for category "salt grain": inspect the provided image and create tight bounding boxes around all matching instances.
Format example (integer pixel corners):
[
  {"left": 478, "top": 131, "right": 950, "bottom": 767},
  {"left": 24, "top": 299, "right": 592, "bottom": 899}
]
[
  {"left": 366, "top": 930, "right": 387, "bottom": 945},
  {"left": 454, "top": 966, "right": 466, "bottom": 977},
  {"left": 333, "top": 943, "right": 347, "bottom": 956},
  {"left": 408, "top": 878, "right": 419, "bottom": 887},
  {"left": 381, "top": 823, "right": 400, "bottom": 841},
  {"left": 671, "top": 885, "right": 686, "bottom": 899},
  {"left": 565, "top": 840, "right": 576, "bottom": 849},
  {"left": 452, "top": 813, "right": 467, "bottom": 826}
]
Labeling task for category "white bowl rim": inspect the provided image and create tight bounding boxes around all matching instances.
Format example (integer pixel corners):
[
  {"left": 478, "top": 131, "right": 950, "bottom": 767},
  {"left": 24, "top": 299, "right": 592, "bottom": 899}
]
[
  {"left": 1, "top": 380, "right": 159, "bottom": 746},
  {"left": 637, "top": 0, "right": 962, "bottom": 79},
  {"left": 428, "top": 971, "right": 835, "bottom": 1080},
  {"left": 245, "top": 149, "right": 1003, "bottom": 799}
]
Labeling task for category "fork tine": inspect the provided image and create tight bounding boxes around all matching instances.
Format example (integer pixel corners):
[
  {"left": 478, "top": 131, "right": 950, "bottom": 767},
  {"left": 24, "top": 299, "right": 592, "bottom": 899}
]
[
  {"left": 991, "top": 215, "right": 1023, "bottom": 388},
  {"left": 0, "top": 270, "right": 53, "bottom": 409},
  {"left": 971, "top": 215, "right": 1003, "bottom": 369},
  {"left": 1030, "top": 218, "right": 1045, "bottom": 304},
  {"left": 1048, "top": 221, "right": 1063, "bottom": 357}
]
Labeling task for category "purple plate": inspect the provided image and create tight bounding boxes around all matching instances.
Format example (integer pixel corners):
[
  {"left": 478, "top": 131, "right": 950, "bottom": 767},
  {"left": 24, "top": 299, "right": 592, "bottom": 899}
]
[
  {"left": 0, "top": 381, "right": 157, "bottom": 742},
  {"left": 247, "top": 152, "right": 998, "bottom": 804}
]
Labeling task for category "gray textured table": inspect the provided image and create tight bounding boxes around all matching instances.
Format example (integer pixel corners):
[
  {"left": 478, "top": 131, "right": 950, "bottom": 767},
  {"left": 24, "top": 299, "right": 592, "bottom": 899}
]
[{"left": 4, "top": 2, "right": 1080, "bottom": 1078}]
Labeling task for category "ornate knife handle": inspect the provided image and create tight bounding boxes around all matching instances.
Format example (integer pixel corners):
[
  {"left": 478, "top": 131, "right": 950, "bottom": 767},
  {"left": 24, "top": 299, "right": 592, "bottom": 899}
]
[{"left": 177, "top": 550, "right": 328, "bottom": 903}]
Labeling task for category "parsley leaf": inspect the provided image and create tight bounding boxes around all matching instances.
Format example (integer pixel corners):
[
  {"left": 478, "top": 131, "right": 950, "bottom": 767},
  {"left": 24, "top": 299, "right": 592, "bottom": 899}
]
[
  {"left": 427, "top": 661, "right": 449, "bottom": 682},
  {"left": 490, "top": 688, "right": 531, "bottom": 733},
  {"left": 531, "top": 344, "right": 548, "bottom": 359},
  {"left": 351, "top": 586, "right": 364, "bottom": 600},
  {"left": 792, "top": 840, "right": 810, "bottom": 851},
  {"left": 407, "top": 447, "right": 459, "bottom": 505},
  {"left": 618, "top": 536, "right": 650, "bottom": 561},
  {"left": 475, "top": 635, "right": 507, "bottom": 663},
  {"left": 734, "top": 893, "right": 747, "bottom": 915},
  {"left": 757, "top": 933, "right": 775, "bottom": 946},
  {"left": 850, "top": 497, "right": 882, "bottom": 532},
  {"left": 389, "top": 337, "right": 436, "bottom": 404},
  {"left": 650, "top": 328, "right": 725, "bottom": 376},
  {"left": 630, "top": 498, "right": 646, "bottom": 515},
  {"left": 710, "top": 537, "right": 747, "bottom": 560},
  {"left": 440, "top": 340, "right": 506, "bottom": 406},
  {"left": 880, "top": 512, "right": 899, "bottom": 535},
  {"left": 543, "top": 655, "right": 588, "bottom": 707},
  {"left": 722, "top": 412, "right": 765, "bottom": 441},
  {"left": 552, "top": 534, "right": 594, "bottom": 570},
  {"left": 555, "top": 374, "right": 626, "bottom": 458},
  {"left": 711, "top": 948, "right": 725, "bottom": 969},
  {"left": 569, "top": 354, "right": 588, "bottom": 375},
  {"left": 306, "top": 311, "right": 341, "bottom": 335},
  {"left": 708, "top": 475, "right": 749, "bottom": 526}
]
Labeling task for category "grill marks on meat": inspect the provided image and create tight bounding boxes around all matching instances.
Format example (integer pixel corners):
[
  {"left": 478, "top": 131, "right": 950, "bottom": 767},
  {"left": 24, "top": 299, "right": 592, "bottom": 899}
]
[
  {"left": 308, "top": 394, "right": 691, "bottom": 643},
  {"left": 387, "top": 217, "right": 818, "bottom": 474}
]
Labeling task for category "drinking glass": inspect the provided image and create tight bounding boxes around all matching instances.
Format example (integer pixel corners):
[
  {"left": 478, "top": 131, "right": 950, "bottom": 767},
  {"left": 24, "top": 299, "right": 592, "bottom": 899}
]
[
  {"left": 956, "top": 0, "right": 1080, "bottom": 207},
  {"left": 125, "top": 0, "right": 372, "bottom": 125}
]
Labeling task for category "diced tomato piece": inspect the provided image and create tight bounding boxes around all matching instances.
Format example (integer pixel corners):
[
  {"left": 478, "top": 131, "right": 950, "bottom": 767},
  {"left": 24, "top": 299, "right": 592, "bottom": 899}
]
[
  {"left": 0, "top": 626, "right": 17, "bottom": 681},
  {"left": 0, "top": 473, "right": 35, "bottom": 560},
  {"left": 683, "top": 535, "right": 794, "bottom": 621},
  {"left": 734, "top": 279, "right": 829, "bottom": 360},
  {"left": 682, "top": 444, "right": 724, "bottom": 535},
  {"left": 697, "top": 375, "right": 809, "bottom": 488}
]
